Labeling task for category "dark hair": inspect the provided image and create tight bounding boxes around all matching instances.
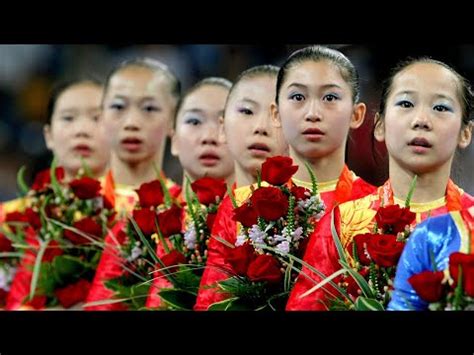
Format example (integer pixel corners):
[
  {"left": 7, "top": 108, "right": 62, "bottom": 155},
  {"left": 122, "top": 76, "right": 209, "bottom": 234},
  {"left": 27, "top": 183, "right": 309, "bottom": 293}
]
[
  {"left": 275, "top": 45, "right": 360, "bottom": 105},
  {"left": 377, "top": 57, "right": 474, "bottom": 126},
  {"left": 103, "top": 57, "right": 181, "bottom": 107},
  {"left": 174, "top": 77, "right": 232, "bottom": 128},
  {"left": 224, "top": 64, "right": 280, "bottom": 115},
  {"left": 46, "top": 77, "right": 103, "bottom": 124}
]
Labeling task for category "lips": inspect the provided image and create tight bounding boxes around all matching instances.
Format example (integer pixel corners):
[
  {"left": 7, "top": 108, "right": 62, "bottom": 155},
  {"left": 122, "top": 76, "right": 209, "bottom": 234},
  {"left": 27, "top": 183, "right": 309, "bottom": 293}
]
[
  {"left": 73, "top": 144, "right": 93, "bottom": 157},
  {"left": 199, "top": 152, "right": 220, "bottom": 167},
  {"left": 409, "top": 137, "right": 432, "bottom": 148},
  {"left": 302, "top": 127, "right": 324, "bottom": 141},
  {"left": 408, "top": 137, "right": 432, "bottom": 154},
  {"left": 248, "top": 143, "right": 271, "bottom": 156},
  {"left": 121, "top": 137, "right": 143, "bottom": 152}
]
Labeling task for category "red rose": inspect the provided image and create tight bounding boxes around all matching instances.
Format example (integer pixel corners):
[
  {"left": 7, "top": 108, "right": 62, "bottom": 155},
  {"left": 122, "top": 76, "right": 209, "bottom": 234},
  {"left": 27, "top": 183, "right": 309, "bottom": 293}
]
[
  {"left": 43, "top": 240, "right": 64, "bottom": 262},
  {"left": 0, "top": 288, "right": 7, "bottom": 307},
  {"left": 136, "top": 180, "right": 164, "bottom": 208},
  {"left": 191, "top": 177, "right": 227, "bottom": 206},
  {"left": 0, "top": 232, "right": 13, "bottom": 253},
  {"left": 160, "top": 250, "right": 187, "bottom": 274},
  {"left": 132, "top": 209, "right": 157, "bottom": 236},
  {"left": 375, "top": 205, "right": 416, "bottom": 235},
  {"left": 31, "top": 167, "right": 65, "bottom": 191},
  {"left": 449, "top": 252, "right": 474, "bottom": 297},
  {"left": 54, "top": 279, "right": 91, "bottom": 308},
  {"left": 291, "top": 185, "right": 311, "bottom": 201},
  {"left": 63, "top": 217, "right": 103, "bottom": 245},
  {"left": 206, "top": 212, "right": 217, "bottom": 231},
  {"left": 346, "top": 268, "right": 370, "bottom": 298},
  {"left": 232, "top": 203, "right": 258, "bottom": 227},
  {"left": 24, "top": 208, "right": 42, "bottom": 230},
  {"left": 261, "top": 156, "right": 298, "bottom": 185},
  {"left": 5, "top": 211, "right": 28, "bottom": 234},
  {"left": 225, "top": 243, "right": 256, "bottom": 276},
  {"left": 69, "top": 177, "right": 102, "bottom": 200},
  {"left": 24, "top": 295, "right": 47, "bottom": 309},
  {"left": 349, "top": 233, "right": 374, "bottom": 266},
  {"left": 157, "top": 204, "right": 183, "bottom": 238},
  {"left": 366, "top": 234, "right": 405, "bottom": 267},
  {"left": 250, "top": 186, "right": 289, "bottom": 221},
  {"left": 408, "top": 270, "right": 445, "bottom": 303},
  {"left": 247, "top": 254, "right": 282, "bottom": 284}
]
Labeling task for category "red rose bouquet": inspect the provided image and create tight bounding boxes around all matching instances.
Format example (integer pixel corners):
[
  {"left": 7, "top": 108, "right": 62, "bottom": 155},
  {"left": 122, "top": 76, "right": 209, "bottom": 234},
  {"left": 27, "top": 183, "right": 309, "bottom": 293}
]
[
  {"left": 209, "top": 156, "right": 325, "bottom": 310},
  {"left": 409, "top": 251, "right": 474, "bottom": 310},
  {"left": 303, "top": 177, "right": 418, "bottom": 311},
  {"left": 7, "top": 160, "right": 115, "bottom": 309}
]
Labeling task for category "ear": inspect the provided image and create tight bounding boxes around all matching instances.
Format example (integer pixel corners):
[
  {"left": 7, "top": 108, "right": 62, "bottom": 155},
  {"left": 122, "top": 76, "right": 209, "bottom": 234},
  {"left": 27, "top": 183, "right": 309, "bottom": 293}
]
[
  {"left": 373, "top": 112, "right": 386, "bottom": 143},
  {"left": 270, "top": 102, "right": 282, "bottom": 128},
  {"left": 349, "top": 102, "right": 366, "bottom": 129},
  {"left": 218, "top": 115, "right": 227, "bottom": 144},
  {"left": 43, "top": 124, "right": 54, "bottom": 150},
  {"left": 170, "top": 129, "right": 179, "bottom": 157},
  {"left": 458, "top": 122, "right": 473, "bottom": 149}
]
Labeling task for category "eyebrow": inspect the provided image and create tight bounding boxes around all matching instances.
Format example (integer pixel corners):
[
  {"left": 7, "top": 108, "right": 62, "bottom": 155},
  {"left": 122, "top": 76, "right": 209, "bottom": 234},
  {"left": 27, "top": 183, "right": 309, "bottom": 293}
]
[
  {"left": 393, "top": 90, "right": 455, "bottom": 102},
  {"left": 237, "top": 97, "right": 259, "bottom": 106},
  {"left": 182, "top": 108, "right": 205, "bottom": 115},
  {"left": 286, "top": 82, "right": 343, "bottom": 91}
]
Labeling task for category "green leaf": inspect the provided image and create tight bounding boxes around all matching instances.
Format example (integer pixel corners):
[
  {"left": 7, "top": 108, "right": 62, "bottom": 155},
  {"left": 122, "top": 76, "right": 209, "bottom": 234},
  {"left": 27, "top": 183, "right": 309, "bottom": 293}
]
[
  {"left": 52, "top": 255, "right": 88, "bottom": 284},
  {"left": 80, "top": 157, "right": 93, "bottom": 178},
  {"left": 16, "top": 166, "right": 29, "bottom": 196},
  {"left": 284, "top": 260, "right": 293, "bottom": 292},
  {"left": 256, "top": 169, "right": 262, "bottom": 188},
  {"left": 303, "top": 161, "right": 318, "bottom": 196},
  {"left": 158, "top": 289, "right": 197, "bottom": 310},
  {"left": 29, "top": 239, "right": 50, "bottom": 301},
  {"left": 330, "top": 210, "right": 348, "bottom": 264},
  {"left": 207, "top": 297, "right": 241, "bottom": 311},
  {"left": 354, "top": 296, "right": 385, "bottom": 311},
  {"left": 226, "top": 184, "right": 238, "bottom": 209},
  {"left": 405, "top": 175, "right": 418, "bottom": 207},
  {"left": 218, "top": 277, "right": 245, "bottom": 293},
  {"left": 339, "top": 260, "right": 375, "bottom": 299},
  {"left": 212, "top": 235, "right": 235, "bottom": 249},
  {"left": 153, "top": 163, "right": 172, "bottom": 208},
  {"left": 49, "top": 156, "right": 63, "bottom": 200}
]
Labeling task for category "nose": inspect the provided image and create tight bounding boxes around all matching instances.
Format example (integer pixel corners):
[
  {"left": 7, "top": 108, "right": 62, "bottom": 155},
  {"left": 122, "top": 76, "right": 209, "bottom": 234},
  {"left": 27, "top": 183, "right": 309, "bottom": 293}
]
[
  {"left": 252, "top": 111, "right": 271, "bottom": 136},
  {"left": 123, "top": 107, "right": 141, "bottom": 131},
  {"left": 305, "top": 99, "right": 322, "bottom": 123},
  {"left": 411, "top": 107, "right": 432, "bottom": 131}
]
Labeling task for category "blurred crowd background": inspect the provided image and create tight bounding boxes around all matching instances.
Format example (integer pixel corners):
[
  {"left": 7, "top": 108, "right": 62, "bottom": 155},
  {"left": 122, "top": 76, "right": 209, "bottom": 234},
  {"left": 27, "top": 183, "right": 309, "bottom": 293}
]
[{"left": 1, "top": 44, "right": 473, "bottom": 201}]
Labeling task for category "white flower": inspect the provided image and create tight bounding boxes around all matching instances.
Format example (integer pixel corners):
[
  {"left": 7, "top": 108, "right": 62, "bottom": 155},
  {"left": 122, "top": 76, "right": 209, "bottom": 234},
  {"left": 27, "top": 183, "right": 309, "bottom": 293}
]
[
  {"left": 248, "top": 224, "right": 266, "bottom": 247},
  {"left": 127, "top": 244, "right": 143, "bottom": 262},
  {"left": 184, "top": 225, "right": 197, "bottom": 250},
  {"left": 235, "top": 234, "right": 247, "bottom": 247},
  {"left": 0, "top": 265, "right": 17, "bottom": 291},
  {"left": 292, "top": 227, "right": 304, "bottom": 241},
  {"left": 276, "top": 241, "right": 290, "bottom": 255}
]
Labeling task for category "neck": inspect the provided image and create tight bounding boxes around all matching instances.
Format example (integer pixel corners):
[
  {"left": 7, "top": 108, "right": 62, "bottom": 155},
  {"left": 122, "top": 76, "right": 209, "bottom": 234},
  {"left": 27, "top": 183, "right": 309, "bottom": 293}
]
[
  {"left": 235, "top": 163, "right": 257, "bottom": 188},
  {"left": 110, "top": 153, "right": 163, "bottom": 187},
  {"left": 388, "top": 158, "right": 452, "bottom": 203},
  {"left": 290, "top": 145, "right": 345, "bottom": 183}
]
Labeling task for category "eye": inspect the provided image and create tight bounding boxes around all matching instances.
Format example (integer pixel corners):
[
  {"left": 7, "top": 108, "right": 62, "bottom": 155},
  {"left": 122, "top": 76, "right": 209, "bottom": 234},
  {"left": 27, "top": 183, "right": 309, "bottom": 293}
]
[
  {"left": 289, "top": 93, "right": 305, "bottom": 102},
  {"left": 395, "top": 100, "right": 414, "bottom": 108},
  {"left": 323, "top": 93, "right": 339, "bottom": 102},
  {"left": 109, "top": 103, "right": 125, "bottom": 111},
  {"left": 238, "top": 107, "right": 253, "bottom": 115},
  {"left": 185, "top": 117, "right": 202, "bottom": 126},
  {"left": 143, "top": 105, "right": 160, "bottom": 113},
  {"left": 433, "top": 104, "right": 452, "bottom": 113},
  {"left": 61, "top": 115, "right": 74, "bottom": 122}
]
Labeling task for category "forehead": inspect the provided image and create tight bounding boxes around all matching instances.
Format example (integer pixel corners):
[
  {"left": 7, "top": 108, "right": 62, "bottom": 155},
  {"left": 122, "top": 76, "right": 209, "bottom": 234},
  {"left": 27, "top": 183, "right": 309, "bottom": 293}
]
[
  {"left": 183, "top": 85, "right": 229, "bottom": 107},
  {"left": 230, "top": 75, "right": 276, "bottom": 103},
  {"left": 391, "top": 63, "right": 460, "bottom": 98},
  {"left": 56, "top": 83, "right": 102, "bottom": 107},
  {"left": 284, "top": 60, "right": 350, "bottom": 88},
  {"left": 108, "top": 66, "right": 170, "bottom": 98}
]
